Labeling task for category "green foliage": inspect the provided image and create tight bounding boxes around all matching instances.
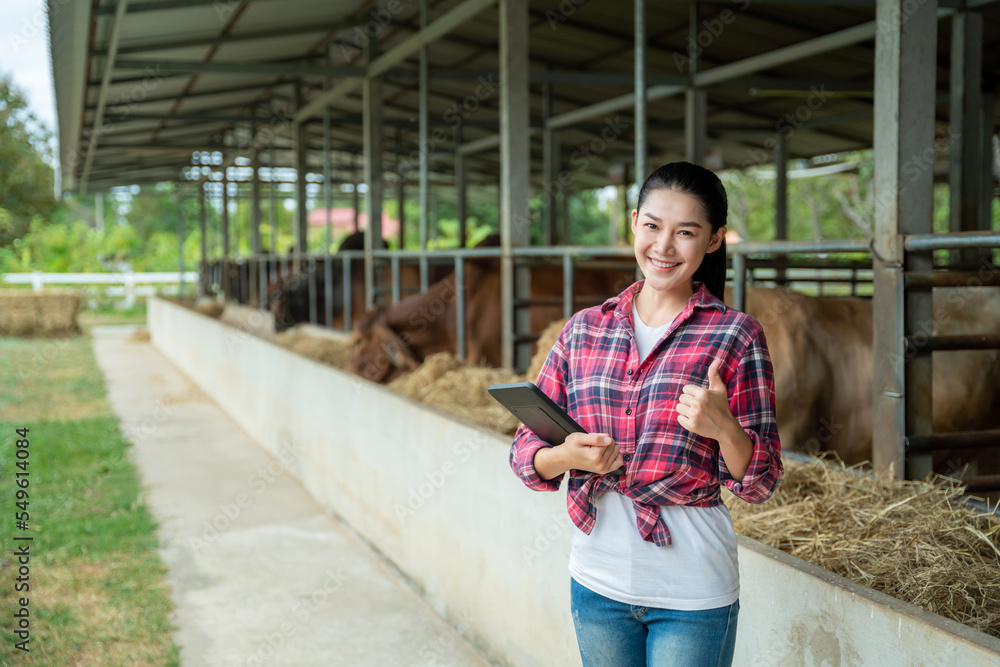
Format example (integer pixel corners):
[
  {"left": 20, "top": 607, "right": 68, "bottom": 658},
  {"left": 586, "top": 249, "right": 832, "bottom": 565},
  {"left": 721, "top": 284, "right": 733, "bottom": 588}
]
[{"left": 0, "top": 77, "right": 56, "bottom": 246}]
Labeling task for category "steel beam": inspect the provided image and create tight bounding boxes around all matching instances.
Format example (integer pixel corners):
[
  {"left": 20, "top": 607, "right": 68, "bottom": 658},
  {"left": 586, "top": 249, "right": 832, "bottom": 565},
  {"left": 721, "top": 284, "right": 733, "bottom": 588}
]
[
  {"left": 949, "top": 11, "right": 984, "bottom": 268},
  {"left": 294, "top": 81, "right": 309, "bottom": 261},
  {"left": 635, "top": 0, "right": 647, "bottom": 185},
  {"left": 363, "top": 42, "right": 384, "bottom": 310},
  {"left": 419, "top": 0, "right": 431, "bottom": 292},
  {"left": 872, "top": 0, "right": 938, "bottom": 480},
  {"left": 500, "top": 0, "right": 531, "bottom": 371}
]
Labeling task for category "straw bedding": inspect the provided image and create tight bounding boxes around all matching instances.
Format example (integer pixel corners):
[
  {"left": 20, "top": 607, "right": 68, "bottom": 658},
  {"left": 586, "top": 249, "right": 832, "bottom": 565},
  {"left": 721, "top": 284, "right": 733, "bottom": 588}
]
[
  {"left": 724, "top": 456, "right": 1000, "bottom": 637},
  {"left": 272, "top": 327, "right": 353, "bottom": 368},
  {"left": 0, "top": 290, "right": 81, "bottom": 337}
]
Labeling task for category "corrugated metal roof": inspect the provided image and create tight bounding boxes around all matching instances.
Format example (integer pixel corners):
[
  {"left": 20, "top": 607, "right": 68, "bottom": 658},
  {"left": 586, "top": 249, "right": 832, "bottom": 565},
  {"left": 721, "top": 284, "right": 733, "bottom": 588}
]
[{"left": 49, "top": 0, "right": 1000, "bottom": 195}]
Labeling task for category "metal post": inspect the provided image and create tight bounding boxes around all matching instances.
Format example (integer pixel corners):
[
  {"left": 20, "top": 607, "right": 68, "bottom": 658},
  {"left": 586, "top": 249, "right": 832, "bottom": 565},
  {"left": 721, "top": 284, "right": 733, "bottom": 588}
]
[
  {"left": 774, "top": 133, "right": 789, "bottom": 287},
  {"left": 251, "top": 121, "right": 263, "bottom": 307},
  {"left": 418, "top": 0, "right": 430, "bottom": 289},
  {"left": 542, "top": 72, "right": 555, "bottom": 247},
  {"left": 872, "top": 0, "right": 938, "bottom": 480},
  {"left": 391, "top": 255, "right": 401, "bottom": 304},
  {"left": 982, "top": 91, "right": 997, "bottom": 236},
  {"left": 308, "top": 256, "right": 317, "bottom": 324},
  {"left": 455, "top": 125, "right": 468, "bottom": 248},
  {"left": 342, "top": 255, "right": 352, "bottom": 332},
  {"left": 562, "top": 252, "right": 575, "bottom": 320},
  {"left": 295, "top": 80, "right": 308, "bottom": 267},
  {"left": 396, "top": 126, "right": 406, "bottom": 249},
  {"left": 635, "top": 0, "right": 647, "bottom": 186},
  {"left": 364, "top": 41, "right": 384, "bottom": 310},
  {"left": 455, "top": 255, "right": 466, "bottom": 361},
  {"left": 269, "top": 148, "right": 277, "bottom": 258},
  {"left": 176, "top": 193, "right": 186, "bottom": 298},
  {"left": 684, "top": 1, "right": 706, "bottom": 166},
  {"left": 500, "top": 0, "right": 531, "bottom": 371},
  {"left": 324, "top": 254, "right": 333, "bottom": 328},
  {"left": 948, "top": 11, "right": 983, "bottom": 269},
  {"left": 222, "top": 175, "right": 230, "bottom": 301},
  {"left": 732, "top": 252, "right": 746, "bottom": 312},
  {"left": 199, "top": 184, "right": 207, "bottom": 295},
  {"left": 323, "top": 79, "right": 333, "bottom": 254}
]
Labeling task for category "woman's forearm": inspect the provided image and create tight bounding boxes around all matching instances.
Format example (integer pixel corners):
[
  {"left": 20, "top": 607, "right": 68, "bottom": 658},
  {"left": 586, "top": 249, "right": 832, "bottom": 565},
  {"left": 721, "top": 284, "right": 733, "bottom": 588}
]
[
  {"left": 533, "top": 444, "right": 572, "bottom": 481},
  {"left": 718, "top": 420, "right": 754, "bottom": 482}
]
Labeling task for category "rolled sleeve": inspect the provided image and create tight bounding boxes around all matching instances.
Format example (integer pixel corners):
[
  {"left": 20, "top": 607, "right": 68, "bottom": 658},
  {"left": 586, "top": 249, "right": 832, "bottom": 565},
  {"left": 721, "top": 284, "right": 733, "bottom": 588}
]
[
  {"left": 509, "top": 319, "right": 573, "bottom": 492},
  {"left": 719, "top": 327, "right": 784, "bottom": 503}
]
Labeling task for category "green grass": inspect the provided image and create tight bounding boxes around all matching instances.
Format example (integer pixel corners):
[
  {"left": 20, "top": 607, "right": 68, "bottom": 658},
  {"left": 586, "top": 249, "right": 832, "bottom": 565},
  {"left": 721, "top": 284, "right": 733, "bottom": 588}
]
[{"left": 0, "top": 337, "right": 179, "bottom": 666}]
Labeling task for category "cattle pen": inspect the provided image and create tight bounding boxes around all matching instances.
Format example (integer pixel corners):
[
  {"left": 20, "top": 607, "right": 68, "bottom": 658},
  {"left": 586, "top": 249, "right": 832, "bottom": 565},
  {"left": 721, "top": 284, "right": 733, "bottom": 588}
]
[{"left": 48, "top": 0, "right": 1000, "bottom": 664}]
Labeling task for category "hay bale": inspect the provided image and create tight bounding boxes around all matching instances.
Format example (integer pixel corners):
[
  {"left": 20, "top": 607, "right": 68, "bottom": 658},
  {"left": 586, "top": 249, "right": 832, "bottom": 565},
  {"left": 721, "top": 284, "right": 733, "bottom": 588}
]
[
  {"left": 725, "top": 456, "right": 1000, "bottom": 637},
  {"left": 194, "top": 296, "right": 225, "bottom": 318},
  {"left": 388, "top": 352, "right": 524, "bottom": 434},
  {"left": 272, "top": 327, "right": 352, "bottom": 368},
  {"left": 0, "top": 290, "right": 80, "bottom": 337},
  {"left": 527, "top": 318, "right": 568, "bottom": 383}
]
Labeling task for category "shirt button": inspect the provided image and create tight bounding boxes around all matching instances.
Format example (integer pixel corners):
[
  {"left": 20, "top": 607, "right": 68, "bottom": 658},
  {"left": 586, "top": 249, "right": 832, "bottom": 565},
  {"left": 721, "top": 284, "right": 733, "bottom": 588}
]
[
  {"left": 623, "top": 454, "right": 631, "bottom": 462},
  {"left": 625, "top": 408, "right": 632, "bottom": 415},
  {"left": 627, "top": 369, "right": 633, "bottom": 376}
]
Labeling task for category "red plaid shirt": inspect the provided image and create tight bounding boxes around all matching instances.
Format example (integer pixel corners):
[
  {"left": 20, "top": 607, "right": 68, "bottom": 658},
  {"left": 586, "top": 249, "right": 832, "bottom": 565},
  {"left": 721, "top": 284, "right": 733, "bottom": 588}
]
[{"left": 510, "top": 280, "right": 783, "bottom": 546}]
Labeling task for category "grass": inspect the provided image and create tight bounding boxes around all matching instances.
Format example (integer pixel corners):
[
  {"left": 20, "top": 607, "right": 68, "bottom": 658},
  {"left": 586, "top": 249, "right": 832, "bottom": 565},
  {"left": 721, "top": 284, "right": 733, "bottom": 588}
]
[{"left": 0, "top": 333, "right": 179, "bottom": 665}]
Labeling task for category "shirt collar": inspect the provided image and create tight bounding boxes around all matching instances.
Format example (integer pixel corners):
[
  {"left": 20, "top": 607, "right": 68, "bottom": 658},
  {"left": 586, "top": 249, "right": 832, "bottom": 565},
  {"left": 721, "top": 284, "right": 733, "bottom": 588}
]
[{"left": 601, "top": 280, "right": 726, "bottom": 326}]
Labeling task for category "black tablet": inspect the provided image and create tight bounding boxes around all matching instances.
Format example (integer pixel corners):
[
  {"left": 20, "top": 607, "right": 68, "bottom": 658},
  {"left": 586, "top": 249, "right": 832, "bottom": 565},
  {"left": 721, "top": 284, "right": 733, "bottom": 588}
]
[{"left": 488, "top": 381, "right": 625, "bottom": 475}]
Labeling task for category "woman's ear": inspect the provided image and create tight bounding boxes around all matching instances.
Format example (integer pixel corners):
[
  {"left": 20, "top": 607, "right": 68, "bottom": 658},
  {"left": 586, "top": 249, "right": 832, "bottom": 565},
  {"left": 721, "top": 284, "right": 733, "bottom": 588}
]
[
  {"left": 707, "top": 226, "right": 726, "bottom": 253},
  {"left": 630, "top": 208, "right": 639, "bottom": 235}
]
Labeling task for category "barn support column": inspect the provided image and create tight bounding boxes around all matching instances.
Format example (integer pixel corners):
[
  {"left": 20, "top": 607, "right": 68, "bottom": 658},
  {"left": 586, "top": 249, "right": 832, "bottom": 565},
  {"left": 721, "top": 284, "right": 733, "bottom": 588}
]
[
  {"left": 396, "top": 127, "right": 407, "bottom": 249},
  {"left": 872, "top": 0, "right": 937, "bottom": 480},
  {"left": 221, "top": 174, "right": 230, "bottom": 302},
  {"left": 364, "top": 41, "right": 384, "bottom": 310},
  {"left": 634, "top": 0, "right": 647, "bottom": 186},
  {"left": 353, "top": 166, "right": 360, "bottom": 234},
  {"left": 542, "top": 76, "right": 556, "bottom": 247},
  {"left": 499, "top": 0, "right": 531, "bottom": 371},
  {"left": 268, "top": 148, "right": 277, "bottom": 263},
  {"left": 982, "top": 91, "right": 997, "bottom": 238},
  {"left": 294, "top": 80, "right": 309, "bottom": 270},
  {"left": 948, "top": 11, "right": 984, "bottom": 269},
  {"left": 774, "top": 133, "right": 789, "bottom": 287},
  {"left": 455, "top": 125, "right": 467, "bottom": 247},
  {"left": 418, "top": 0, "right": 431, "bottom": 290},
  {"left": 199, "top": 184, "right": 207, "bottom": 296},
  {"left": 684, "top": 2, "right": 706, "bottom": 166},
  {"left": 323, "top": 81, "right": 333, "bottom": 254},
  {"left": 251, "top": 121, "right": 263, "bottom": 308},
  {"left": 176, "top": 192, "right": 186, "bottom": 298}
]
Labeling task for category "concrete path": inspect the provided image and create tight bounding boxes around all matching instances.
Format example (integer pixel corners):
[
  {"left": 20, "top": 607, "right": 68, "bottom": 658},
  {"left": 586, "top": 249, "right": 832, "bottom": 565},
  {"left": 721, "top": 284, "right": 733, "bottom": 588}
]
[{"left": 91, "top": 325, "right": 491, "bottom": 667}]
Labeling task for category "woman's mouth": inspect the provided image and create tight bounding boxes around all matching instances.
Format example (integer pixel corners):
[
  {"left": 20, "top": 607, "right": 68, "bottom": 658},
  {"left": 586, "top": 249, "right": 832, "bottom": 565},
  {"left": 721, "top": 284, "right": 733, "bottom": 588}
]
[{"left": 648, "top": 258, "right": 680, "bottom": 272}]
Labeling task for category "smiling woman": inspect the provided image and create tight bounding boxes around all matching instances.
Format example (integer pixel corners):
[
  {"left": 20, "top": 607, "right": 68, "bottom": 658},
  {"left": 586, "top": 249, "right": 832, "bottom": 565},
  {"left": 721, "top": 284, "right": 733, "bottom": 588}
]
[{"left": 509, "top": 162, "right": 783, "bottom": 667}]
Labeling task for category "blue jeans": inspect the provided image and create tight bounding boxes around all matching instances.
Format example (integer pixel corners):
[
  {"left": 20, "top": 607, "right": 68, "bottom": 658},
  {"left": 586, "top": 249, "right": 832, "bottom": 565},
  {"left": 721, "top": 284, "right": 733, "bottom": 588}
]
[{"left": 570, "top": 577, "right": 738, "bottom": 667}]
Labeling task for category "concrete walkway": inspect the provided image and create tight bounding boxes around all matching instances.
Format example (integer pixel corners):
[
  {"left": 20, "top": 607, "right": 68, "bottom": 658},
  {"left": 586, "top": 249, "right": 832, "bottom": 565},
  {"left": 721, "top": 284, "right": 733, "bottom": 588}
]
[{"left": 91, "top": 325, "right": 491, "bottom": 667}]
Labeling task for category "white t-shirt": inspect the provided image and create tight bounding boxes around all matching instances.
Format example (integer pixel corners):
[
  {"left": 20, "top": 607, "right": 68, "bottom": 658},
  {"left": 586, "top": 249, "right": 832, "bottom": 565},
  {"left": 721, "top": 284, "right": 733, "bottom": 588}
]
[{"left": 567, "top": 302, "right": 740, "bottom": 610}]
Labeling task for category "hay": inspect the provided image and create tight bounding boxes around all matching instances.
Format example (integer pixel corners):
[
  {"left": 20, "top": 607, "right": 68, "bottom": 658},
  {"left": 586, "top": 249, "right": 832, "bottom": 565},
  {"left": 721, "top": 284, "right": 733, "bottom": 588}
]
[
  {"left": 193, "top": 296, "right": 224, "bottom": 318},
  {"left": 527, "top": 318, "right": 567, "bottom": 383},
  {"left": 128, "top": 329, "right": 151, "bottom": 342},
  {"left": 724, "top": 456, "right": 1000, "bottom": 637},
  {"left": 388, "top": 352, "right": 523, "bottom": 434},
  {"left": 271, "top": 327, "right": 352, "bottom": 368},
  {"left": 0, "top": 289, "right": 81, "bottom": 337}
]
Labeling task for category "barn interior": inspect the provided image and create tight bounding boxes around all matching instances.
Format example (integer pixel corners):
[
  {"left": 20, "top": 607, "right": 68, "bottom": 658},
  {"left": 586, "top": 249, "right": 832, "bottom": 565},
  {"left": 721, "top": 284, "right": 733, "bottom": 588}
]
[{"left": 48, "top": 0, "right": 1000, "bottom": 487}]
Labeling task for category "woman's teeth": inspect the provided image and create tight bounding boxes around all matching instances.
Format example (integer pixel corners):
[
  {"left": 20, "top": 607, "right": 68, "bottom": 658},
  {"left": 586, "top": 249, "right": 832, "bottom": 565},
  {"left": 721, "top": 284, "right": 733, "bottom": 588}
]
[{"left": 650, "top": 258, "right": 679, "bottom": 269}]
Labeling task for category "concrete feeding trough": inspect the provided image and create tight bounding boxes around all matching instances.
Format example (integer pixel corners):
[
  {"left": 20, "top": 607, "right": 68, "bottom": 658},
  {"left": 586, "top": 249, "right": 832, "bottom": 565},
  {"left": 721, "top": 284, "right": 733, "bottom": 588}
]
[{"left": 148, "top": 295, "right": 1000, "bottom": 666}]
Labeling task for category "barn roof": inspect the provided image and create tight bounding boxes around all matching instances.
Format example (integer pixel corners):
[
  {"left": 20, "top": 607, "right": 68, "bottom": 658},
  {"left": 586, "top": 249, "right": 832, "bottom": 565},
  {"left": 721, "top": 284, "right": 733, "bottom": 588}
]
[{"left": 48, "top": 0, "right": 1000, "bottom": 194}]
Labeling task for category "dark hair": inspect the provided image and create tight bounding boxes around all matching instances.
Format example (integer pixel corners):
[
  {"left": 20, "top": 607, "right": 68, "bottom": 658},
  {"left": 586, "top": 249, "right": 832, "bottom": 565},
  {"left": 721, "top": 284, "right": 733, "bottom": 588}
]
[{"left": 636, "top": 162, "right": 728, "bottom": 302}]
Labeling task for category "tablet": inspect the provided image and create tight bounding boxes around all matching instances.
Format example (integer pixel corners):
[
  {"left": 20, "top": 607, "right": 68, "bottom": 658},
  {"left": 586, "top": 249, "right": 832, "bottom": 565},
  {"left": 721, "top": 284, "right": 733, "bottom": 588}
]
[{"left": 488, "top": 381, "right": 625, "bottom": 475}]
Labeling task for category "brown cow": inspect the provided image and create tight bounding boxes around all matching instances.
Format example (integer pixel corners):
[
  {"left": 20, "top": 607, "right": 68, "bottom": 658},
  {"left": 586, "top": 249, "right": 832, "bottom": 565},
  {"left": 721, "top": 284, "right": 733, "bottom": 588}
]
[
  {"left": 725, "top": 285, "right": 1000, "bottom": 484},
  {"left": 345, "top": 257, "right": 635, "bottom": 383}
]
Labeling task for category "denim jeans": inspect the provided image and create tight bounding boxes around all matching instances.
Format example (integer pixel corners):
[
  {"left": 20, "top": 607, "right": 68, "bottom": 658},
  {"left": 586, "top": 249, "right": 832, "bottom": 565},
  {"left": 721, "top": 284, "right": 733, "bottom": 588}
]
[{"left": 570, "top": 577, "right": 739, "bottom": 667}]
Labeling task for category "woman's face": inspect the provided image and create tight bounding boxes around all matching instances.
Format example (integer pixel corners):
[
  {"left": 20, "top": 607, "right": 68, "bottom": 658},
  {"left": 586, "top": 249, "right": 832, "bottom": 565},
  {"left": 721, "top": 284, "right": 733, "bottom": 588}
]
[{"left": 630, "top": 187, "right": 725, "bottom": 297}]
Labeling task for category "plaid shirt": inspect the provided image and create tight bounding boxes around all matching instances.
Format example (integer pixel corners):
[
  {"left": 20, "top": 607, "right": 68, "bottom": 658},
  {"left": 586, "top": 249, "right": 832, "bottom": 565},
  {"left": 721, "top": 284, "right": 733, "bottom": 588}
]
[{"left": 509, "top": 280, "right": 783, "bottom": 547}]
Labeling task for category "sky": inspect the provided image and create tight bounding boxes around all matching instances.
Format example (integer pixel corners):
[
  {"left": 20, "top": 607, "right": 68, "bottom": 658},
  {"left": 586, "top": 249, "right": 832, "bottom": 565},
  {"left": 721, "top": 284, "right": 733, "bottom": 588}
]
[{"left": 1, "top": 0, "right": 57, "bottom": 138}]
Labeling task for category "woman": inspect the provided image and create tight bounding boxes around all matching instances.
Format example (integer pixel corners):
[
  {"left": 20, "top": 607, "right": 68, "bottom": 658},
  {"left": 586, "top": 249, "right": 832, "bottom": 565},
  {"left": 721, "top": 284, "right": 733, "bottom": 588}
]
[{"left": 509, "top": 162, "right": 783, "bottom": 667}]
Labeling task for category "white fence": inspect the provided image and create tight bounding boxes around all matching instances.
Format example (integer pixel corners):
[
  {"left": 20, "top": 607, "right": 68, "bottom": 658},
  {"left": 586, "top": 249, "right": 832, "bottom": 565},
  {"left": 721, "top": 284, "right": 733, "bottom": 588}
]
[{"left": 1, "top": 271, "right": 200, "bottom": 307}]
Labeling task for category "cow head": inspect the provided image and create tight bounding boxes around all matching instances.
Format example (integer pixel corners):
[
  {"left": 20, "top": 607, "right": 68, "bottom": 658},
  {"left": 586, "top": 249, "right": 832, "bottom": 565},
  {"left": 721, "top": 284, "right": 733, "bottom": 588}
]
[
  {"left": 345, "top": 307, "right": 421, "bottom": 383},
  {"left": 268, "top": 278, "right": 296, "bottom": 333}
]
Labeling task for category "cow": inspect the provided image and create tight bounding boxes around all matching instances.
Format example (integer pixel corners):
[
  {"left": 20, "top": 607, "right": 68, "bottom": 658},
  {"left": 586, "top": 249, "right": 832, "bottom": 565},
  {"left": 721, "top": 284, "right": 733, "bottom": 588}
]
[
  {"left": 724, "top": 284, "right": 1000, "bottom": 488},
  {"left": 344, "top": 251, "right": 636, "bottom": 384},
  {"left": 268, "top": 233, "right": 454, "bottom": 332}
]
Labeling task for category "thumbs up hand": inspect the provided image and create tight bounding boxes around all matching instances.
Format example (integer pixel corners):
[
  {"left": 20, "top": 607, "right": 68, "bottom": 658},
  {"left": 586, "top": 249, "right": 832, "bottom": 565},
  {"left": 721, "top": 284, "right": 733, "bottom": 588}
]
[{"left": 676, "top": 358, "right": 739, "bottom": 442}]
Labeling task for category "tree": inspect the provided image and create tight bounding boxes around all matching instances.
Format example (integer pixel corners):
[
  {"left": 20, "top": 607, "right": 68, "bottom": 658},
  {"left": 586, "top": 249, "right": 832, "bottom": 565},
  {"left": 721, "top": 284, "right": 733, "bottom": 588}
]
[{"left": 0, "top": 77, "right": 55, "bottom": 246}]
